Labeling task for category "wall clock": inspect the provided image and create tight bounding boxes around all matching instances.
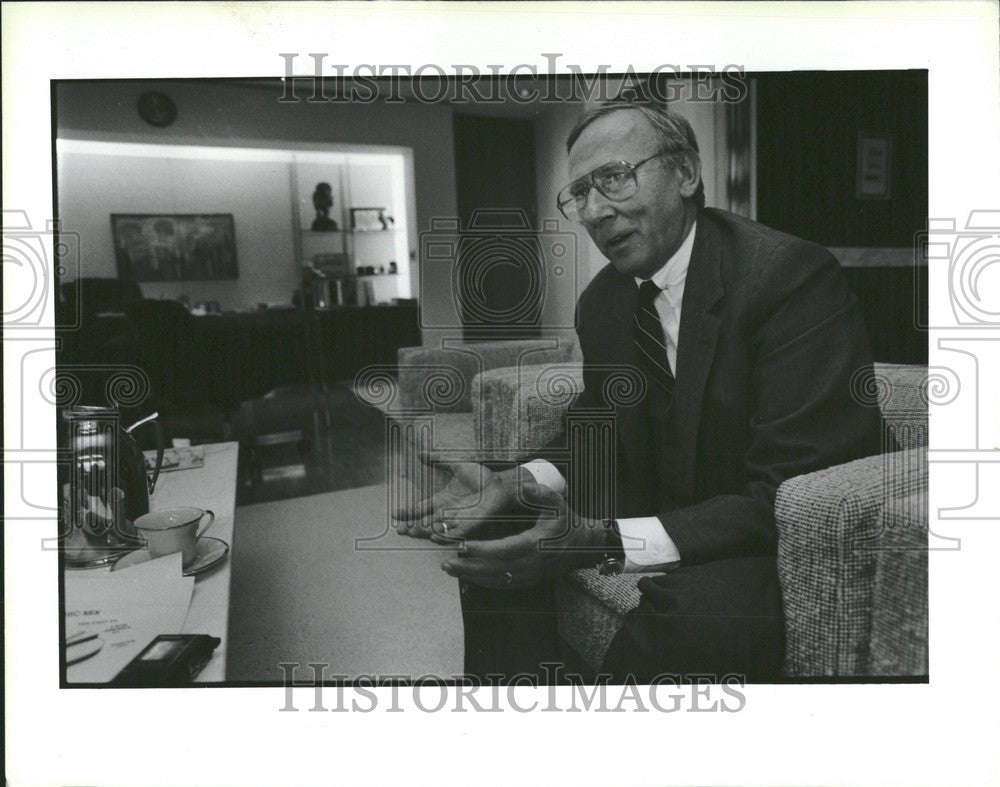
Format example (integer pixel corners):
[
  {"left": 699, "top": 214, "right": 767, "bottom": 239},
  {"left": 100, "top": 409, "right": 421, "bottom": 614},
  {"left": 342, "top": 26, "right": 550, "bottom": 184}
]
[{"left": 137, "top": 91, "right": 178, "bottom": 128}]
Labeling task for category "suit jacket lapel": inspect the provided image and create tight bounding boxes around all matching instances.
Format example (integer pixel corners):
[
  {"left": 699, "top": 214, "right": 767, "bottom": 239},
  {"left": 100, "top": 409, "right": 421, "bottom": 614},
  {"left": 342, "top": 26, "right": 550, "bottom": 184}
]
[
  {"left": 604, "top": 276, "right": 649, "bottom": 486},
  {"left": 671, "top": 216, "right": 725, "bottom": 501}
]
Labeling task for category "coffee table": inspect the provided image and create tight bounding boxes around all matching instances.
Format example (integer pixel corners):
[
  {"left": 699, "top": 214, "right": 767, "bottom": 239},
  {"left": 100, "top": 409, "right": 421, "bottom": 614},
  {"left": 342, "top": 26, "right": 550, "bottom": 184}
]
[
  {"left": 228, "top": 483, "right": 464, "bottom": 681},
  {"left": 64, "top": 441, "right": 238, "bottom": 683}
]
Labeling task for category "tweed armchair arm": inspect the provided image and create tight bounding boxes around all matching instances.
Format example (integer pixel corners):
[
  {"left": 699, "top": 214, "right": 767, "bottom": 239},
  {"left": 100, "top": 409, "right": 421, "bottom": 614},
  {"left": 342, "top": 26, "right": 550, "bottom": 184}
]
[
  {"left": 868, "top": 490, "right": 928, "bottom": 676},
  {"left": 472, "top": 362, "right": 584, "bottom": 460},
  {"left": 775, "top": 446, "right": 927, "bottom": 677}
]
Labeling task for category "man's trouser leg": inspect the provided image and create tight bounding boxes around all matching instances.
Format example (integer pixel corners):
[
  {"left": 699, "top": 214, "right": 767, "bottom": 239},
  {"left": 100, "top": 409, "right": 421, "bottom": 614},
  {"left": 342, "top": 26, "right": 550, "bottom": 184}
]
[
  {"left": 601, "top": 555, "right": 785, "bottom": 683},
  {"left": 459, "top": 580, "right": 562, "bottom": 683}
]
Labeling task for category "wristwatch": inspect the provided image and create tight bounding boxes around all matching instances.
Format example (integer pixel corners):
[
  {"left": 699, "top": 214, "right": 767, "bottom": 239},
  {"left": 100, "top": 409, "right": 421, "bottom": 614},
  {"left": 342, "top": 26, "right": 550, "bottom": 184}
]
[{"left": 597, "top": 518, "right": 625, "bottom": 575}]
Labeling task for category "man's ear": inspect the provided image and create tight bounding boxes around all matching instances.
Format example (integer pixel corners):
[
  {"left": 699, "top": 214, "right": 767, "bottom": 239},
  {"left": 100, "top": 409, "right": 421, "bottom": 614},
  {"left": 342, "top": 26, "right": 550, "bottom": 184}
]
[{"left": 675, "top": 153, "right": 702, "bottom": 200}]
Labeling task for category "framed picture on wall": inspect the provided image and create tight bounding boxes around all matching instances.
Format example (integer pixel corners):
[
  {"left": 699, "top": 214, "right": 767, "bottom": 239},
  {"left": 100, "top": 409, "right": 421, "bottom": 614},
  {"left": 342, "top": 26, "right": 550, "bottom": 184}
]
[{"left": 111, "top": 213, "right": 239, "bottom": 281}]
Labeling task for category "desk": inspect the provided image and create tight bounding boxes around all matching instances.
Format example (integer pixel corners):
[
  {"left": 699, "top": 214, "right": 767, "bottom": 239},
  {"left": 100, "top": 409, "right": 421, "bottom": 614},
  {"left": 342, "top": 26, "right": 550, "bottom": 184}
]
[
  {"left": 56, "top": 302, "right": 421, "bottom": 414},
  {"left": 228, "top": 484, "right": 463, "bottom": 681},
  {"left": 186, "top": 304, "right": 420, "bottom": 408},
  {"left": 64, "top": 442, "right": 238, "bottom": 683}
]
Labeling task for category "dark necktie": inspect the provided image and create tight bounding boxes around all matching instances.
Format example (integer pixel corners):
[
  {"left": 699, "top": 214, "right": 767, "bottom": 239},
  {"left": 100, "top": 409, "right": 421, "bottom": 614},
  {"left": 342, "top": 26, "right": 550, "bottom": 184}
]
[{"left": 634, "top": 280, "right": 675, "bottom": 401}]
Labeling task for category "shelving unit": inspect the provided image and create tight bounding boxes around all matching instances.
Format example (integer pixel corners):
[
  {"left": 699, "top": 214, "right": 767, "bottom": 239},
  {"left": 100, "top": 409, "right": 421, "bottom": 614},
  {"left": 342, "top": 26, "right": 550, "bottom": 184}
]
[{"left": 290, "top": 153, "right": 411, "bottom": 308}]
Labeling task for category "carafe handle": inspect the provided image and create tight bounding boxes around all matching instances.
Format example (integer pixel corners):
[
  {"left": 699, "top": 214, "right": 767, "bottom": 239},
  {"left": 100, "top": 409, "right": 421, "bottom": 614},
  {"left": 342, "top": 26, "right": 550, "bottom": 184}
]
[{"left": 139, "top": 419, "right": 165, "bottom": 495}]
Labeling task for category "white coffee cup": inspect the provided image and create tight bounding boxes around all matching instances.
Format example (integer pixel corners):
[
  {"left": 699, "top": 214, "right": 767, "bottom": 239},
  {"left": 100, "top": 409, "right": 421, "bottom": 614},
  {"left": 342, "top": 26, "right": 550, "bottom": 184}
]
[{"left": 134, "top": 507, "right": 214, "bottom": 565}]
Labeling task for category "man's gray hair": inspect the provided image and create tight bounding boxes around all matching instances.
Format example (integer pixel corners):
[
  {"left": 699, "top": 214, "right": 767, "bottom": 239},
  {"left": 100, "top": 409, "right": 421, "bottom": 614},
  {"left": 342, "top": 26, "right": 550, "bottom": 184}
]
[{"left": 566, "top": 102, "right": 706, "bottom": 208}]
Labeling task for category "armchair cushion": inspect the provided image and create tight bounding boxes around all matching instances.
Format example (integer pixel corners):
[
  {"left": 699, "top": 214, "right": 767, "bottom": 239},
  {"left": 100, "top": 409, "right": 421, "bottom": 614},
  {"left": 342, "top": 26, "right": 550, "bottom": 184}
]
[{"left": 555, "top": 567, "right": 654, "bottom": 674}]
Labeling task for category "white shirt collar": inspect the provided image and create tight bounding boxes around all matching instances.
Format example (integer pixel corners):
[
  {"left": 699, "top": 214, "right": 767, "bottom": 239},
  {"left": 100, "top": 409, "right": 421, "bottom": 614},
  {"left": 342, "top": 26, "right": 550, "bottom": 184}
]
[{"left": 634, "top": 219, "right": 697, "bottom": 293}]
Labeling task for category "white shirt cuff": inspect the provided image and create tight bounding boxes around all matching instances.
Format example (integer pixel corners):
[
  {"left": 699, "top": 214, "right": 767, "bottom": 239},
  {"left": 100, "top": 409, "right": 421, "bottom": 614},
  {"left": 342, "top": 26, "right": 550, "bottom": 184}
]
[
  {"left": 521, "top": 459, "right": 566, "bottom": 495},
  {"left": 616, "top": 516, "right": 681, "bottom": 571}
]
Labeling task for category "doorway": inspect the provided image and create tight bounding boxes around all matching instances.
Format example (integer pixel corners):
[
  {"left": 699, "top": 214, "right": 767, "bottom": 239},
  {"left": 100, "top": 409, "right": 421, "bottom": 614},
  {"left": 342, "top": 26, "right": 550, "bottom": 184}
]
[{"left": 453, "top": 114, "right": 541, "bottom": 341}]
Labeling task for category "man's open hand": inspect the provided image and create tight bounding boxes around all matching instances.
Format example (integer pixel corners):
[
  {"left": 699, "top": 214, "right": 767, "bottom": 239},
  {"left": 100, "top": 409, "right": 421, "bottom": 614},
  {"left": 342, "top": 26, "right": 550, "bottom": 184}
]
[
  {"left": 392, "top": 458, "right": 535, "bottom": 540},
  {"left": 439, "top": 483, "right": 609, "bottom": 588}
]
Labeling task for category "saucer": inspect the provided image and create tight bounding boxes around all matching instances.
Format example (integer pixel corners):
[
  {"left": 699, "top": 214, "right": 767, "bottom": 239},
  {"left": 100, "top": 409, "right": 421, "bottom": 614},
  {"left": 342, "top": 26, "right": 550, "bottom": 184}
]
[
  {"left": 62, "top": 530, "right": 146, "bottom": 569},
  {"left": 112, "top": 536, "right": 230, "bottom": 577}
]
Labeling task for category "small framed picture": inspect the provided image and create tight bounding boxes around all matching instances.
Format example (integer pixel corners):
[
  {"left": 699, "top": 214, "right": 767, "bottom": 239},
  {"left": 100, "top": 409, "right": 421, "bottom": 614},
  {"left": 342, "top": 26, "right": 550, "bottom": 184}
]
[
  {"left": 856, "top": 133, "right": 892, "bottom": 199},
  {"left": 350, "top": 207, "right": 387, "bottom": 232},
  {"left": 311, "top": 253, "right": 351, "bottom": 277}
]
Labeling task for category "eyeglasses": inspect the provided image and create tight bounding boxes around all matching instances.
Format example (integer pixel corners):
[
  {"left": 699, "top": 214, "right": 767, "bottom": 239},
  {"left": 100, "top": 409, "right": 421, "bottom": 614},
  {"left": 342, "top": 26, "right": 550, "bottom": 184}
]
[{"left": 557, "top": 151, "right": 668, "bottom": 222}]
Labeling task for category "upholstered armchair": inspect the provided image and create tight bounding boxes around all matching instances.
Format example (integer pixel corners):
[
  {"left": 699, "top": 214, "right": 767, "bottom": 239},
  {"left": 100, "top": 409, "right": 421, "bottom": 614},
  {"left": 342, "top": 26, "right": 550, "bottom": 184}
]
[{"left": 393, "top": 340, "right": 928, "bottom": 678}]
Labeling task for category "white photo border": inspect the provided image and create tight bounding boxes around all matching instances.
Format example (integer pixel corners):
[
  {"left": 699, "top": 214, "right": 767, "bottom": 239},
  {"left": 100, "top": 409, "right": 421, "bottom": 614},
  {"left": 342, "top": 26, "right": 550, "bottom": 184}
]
[{"left": 4, "top": 2, "right": 999, "bottom": 786}]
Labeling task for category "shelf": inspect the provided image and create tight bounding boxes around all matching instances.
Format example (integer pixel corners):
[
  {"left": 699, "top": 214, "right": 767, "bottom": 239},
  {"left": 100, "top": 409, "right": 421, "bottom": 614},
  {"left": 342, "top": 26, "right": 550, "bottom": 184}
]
[{"left": 299, "top": 229, "right": 404, "bottom": 236}]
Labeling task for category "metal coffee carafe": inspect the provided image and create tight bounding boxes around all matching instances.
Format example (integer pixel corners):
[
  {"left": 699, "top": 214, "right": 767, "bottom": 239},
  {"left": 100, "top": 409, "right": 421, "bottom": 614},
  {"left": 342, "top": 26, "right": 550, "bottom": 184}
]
[{"left": 62, "top": 406, "right": 165, "bottom": 566}]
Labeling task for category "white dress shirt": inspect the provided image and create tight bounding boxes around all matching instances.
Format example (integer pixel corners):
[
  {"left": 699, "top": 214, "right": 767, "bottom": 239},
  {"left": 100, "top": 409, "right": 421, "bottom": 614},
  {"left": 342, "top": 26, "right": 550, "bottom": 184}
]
[{"left": 523, "top": 221, "right": 697, "bottom": 570}]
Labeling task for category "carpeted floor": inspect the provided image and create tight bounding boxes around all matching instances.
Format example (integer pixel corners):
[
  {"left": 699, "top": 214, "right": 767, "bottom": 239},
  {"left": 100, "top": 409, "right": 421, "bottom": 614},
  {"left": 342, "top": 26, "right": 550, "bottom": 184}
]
[{"left": 235, "top": 382, "right": 389, "bottom": 506}]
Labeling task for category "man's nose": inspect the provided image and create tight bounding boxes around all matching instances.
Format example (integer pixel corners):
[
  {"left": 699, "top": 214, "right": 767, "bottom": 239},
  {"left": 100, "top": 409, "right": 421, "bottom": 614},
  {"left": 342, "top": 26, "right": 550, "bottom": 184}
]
[{"left": 580, "top": 187, "right": 617, "bottom": 225}]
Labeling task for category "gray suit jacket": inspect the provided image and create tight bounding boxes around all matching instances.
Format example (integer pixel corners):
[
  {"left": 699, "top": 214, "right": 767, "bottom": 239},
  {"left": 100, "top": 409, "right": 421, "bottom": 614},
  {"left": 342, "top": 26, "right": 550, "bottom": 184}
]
[{"left": 563, "top": 208, "right": 883, "bottom": 564}]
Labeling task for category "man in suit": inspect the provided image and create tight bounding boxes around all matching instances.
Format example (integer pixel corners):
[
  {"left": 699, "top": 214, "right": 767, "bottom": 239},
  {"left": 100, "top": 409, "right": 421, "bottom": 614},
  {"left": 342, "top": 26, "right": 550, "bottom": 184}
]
[{"left": 395, "top": 102, "right": 883, "bottom": 682}]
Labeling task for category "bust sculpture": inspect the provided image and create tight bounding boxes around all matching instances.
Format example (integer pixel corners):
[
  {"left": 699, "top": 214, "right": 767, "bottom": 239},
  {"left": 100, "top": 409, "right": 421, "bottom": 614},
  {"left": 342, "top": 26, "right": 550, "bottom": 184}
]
[{"left": 310, "top": 182, "right": 339, "bottom": 232}]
